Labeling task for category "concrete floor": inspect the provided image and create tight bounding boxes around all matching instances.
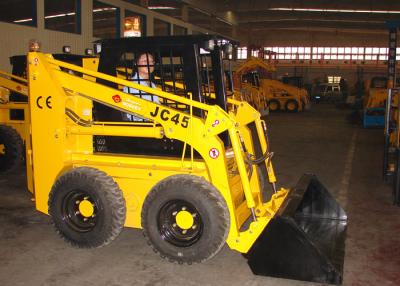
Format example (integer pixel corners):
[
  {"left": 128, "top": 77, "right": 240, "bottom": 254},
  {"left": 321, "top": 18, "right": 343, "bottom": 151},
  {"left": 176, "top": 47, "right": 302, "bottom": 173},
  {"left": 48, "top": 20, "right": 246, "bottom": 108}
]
[{"left": 0, "top": 104, "right": 399, "bottom": 286}]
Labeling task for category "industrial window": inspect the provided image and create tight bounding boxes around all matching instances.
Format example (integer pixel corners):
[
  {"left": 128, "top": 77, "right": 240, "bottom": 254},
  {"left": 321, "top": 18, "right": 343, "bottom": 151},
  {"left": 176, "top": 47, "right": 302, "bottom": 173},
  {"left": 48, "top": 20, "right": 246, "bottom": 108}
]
[
  {"left": 0, "top": 0, "right": 37, "bottom": 27},
  {"left": 93, "top": 1, "right": 120, "bottom": 39},
  {"left": 154, "top": 18, "right": 171, "bottom": 36},
  {"left": 237, "top": 47, "right": 247, "bottom": 59},
  {"left": 173, "top": 25, "right": 187, "bottom": 35},
  {"left": 44, "top": 0, "right": 80, "bottom": 34},
  {"left": 328, "top": 76, "right": 341, "bottom": 84},
  {"left": 258, "top": 46, "right": 399, "bottom": 62},
  {"left": 124, "top": 10, "right": 146, "bottom": 37}
]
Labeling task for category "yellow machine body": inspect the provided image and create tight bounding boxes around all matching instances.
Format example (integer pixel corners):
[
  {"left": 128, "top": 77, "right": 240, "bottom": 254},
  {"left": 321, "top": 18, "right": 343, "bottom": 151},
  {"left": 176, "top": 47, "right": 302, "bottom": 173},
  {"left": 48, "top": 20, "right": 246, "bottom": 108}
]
[
  {"left": 0, "top": 49, "right": 347, "bottom": 284},
  {"left": 0, "top": 69, "right": 29, "bottom": 140},
  {"left": 9, "top": 52, "right": 288, "bottom": 253},
  {"left": 363, "top": 77, "right": 389, "bottom": 109},
  {"left": 234, "top": 82, "right": 268, "bottom": 115},
  {"left": 235, "top": 58, "right": 310, "bottom": 112},
  {"left": 260, "top": 78, "right": 310, "bottom": 111},
  {"left": 0, "top": 69, "right": 33, "bottom": 191}
]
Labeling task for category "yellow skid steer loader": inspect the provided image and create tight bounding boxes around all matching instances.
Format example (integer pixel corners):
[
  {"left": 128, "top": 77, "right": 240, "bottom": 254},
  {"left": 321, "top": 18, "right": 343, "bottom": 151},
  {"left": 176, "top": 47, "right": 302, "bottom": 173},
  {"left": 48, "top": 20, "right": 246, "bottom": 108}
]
[
  {"left": 0, "top": 35, "right": 347, "bottom": 284},
  {"left": 0, "top": 66, "right": 29, "bottom": 174}
]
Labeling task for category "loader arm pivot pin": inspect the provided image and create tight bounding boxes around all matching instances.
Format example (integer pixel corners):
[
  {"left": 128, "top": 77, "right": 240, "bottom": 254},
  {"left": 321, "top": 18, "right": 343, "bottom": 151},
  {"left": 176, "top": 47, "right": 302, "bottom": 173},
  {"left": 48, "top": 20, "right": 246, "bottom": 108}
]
[{"left": 251, "top": 208, "right": 257, "bottom": 222}]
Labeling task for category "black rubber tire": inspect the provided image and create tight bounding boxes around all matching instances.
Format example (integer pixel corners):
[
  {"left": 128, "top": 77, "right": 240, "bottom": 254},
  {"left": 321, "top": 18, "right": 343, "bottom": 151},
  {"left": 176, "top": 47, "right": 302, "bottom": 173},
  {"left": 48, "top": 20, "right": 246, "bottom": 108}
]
[
  {"left": 141, "top": 174, "right": 230, "bottom": 264},
  {"left": 48, "top": 167, "right": 126, "bottom": 248},
  {"left": 0, "top": 125, "right": 24, "bottom": 173},
  {"left": 268, "top": 99, "right": 281, "bottom": 112},
  {"left": 285, "top": 99, "right": 299, "bottom": 113}
]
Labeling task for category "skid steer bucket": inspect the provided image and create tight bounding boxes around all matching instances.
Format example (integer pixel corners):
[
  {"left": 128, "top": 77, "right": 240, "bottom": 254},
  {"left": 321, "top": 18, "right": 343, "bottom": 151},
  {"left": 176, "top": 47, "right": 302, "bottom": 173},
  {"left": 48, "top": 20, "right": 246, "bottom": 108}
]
[{"left": 247, "top": 174, "right": 347, "bottom": 284}]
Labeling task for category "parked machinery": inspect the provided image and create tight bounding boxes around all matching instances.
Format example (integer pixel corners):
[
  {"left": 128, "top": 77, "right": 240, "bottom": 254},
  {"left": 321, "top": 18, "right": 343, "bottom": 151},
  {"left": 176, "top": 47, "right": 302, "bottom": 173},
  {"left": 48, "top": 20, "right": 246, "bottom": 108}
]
[
  {"left": 260, "top": 78, "right": 310, "bottom": 112},
  {"left": 0, "top": 35, "right": 347, "bottom": 284},
  {"left": 235, "top": 57, "right": 310, "bottom": 113},
  {"left": 363, "top": 76, "right": 389, "bottom": 128},
  {"left": 281, "top": 75, "right": 311, "bottom": 109},
  {"left": 0, "top": 59, "right": 29, "bottom": 174},
  {"left": 0, "top": 54, "right": 96, "bottom": 175},
  {"left": 233, "top": 57, "right": 273, "bottom": 115},
  {"left": 383, "top": 88, "right": 400, "bottom": 205}
]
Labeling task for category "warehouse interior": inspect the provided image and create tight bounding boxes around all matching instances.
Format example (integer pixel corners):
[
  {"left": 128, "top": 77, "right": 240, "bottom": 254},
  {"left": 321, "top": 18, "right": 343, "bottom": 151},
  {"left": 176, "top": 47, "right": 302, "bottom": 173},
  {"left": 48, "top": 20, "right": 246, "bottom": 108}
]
[{"left": 0, "top": 1, "right": 400, "bottom": 286}]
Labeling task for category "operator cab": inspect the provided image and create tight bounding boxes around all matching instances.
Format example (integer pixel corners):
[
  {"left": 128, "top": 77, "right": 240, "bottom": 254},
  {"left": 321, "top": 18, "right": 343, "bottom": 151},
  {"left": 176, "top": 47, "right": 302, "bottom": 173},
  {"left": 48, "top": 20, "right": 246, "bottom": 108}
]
[
  {"left": 93, "top": 35, "right": 237, "bottom": 156},
  {"left": 94, "top": 35, "right": 236, "bottom": 119},
  {"left": 241, "top": 71, "right": 260, "bottom": 88},
  {"left": 370, "top": 77, "right": 388, "bottom": 89}
]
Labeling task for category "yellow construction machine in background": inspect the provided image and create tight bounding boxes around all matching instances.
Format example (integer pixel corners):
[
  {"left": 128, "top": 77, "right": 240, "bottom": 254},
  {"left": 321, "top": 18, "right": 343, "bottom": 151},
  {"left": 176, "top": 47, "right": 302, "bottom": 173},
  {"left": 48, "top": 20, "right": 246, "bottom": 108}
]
[
  {"left": 0, "top": 35, "right": 346, "bottom": 284},
  {"left": 233, "top": 57, "right": 273, "bottom": 115},
  {"left": 260, "top": 78, "right": 310, "bottom": 112},
  {"left": 363, "top": 76, "right": 389, "bottom": 128},
  {"left": 383, "top": 88, "right": 400, "bottom": 205},
  {"left": 234, "top": 57, "right": 310, "bottom": 113},
  {"left": 0, "top": 68, "right": 29, "bottom": 174}
]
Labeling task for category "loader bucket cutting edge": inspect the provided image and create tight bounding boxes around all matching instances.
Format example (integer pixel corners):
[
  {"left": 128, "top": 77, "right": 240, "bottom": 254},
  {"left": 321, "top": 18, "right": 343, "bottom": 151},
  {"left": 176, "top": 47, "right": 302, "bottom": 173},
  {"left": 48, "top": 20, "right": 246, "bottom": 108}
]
[{"left": 246, "top": 174, "right": 347, "bottom": 284}]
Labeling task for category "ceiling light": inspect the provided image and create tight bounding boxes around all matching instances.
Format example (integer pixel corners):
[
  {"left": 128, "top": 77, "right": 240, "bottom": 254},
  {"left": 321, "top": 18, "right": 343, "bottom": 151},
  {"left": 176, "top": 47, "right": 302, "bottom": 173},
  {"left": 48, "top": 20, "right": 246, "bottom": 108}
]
[
  {"left": 148, "top": 6, "right": 177, "bottom": 10},
  {"left": 13, "top": 18, "right": 33, "bottom": 23},
  {"left": 269, "top": 8, "right": 400, "bottom": 14}
]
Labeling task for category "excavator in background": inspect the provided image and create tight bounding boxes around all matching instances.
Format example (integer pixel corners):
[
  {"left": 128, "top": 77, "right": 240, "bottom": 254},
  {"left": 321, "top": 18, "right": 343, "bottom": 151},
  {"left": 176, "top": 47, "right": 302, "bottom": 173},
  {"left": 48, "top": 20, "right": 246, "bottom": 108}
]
[
  {"left": 0, "top": 35, "right": 346, "bottom": 284},
  {"left": 363, "top": 76, "right": 389, "bottom": 128},
  {"left": 234, "top": 57, "right": 310, "bottom": 113}
]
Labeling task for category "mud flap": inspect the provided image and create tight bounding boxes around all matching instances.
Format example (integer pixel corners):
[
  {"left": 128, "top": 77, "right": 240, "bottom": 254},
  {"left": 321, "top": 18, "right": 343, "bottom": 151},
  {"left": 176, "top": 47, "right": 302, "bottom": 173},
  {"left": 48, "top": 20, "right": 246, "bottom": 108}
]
[{"left": 246, "top": 174, "right": 347, "bottom": 284}]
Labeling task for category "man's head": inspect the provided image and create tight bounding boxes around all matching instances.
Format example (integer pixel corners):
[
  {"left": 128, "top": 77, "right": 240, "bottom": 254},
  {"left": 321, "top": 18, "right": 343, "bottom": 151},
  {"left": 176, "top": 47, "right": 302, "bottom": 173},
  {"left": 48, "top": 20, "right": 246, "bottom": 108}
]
[{"left": 137, "top": 53, "right": 154, "bottom": 78}]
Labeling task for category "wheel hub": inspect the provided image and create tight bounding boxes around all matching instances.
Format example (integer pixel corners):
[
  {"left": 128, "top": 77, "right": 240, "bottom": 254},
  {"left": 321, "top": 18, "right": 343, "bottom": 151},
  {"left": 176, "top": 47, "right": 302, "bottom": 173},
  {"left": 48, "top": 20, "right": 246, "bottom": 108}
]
[
  {"left": 78, "top": 199, "right": 95, "bottom": 218},
  {"left": 175, "top": 210, "right": 194, "bottom": 230},
  {"left": 158, "top": 200, "right": 203, "bottom": 247},
  {"left": 62, "top": 191, "right": 97, "bottom": 232},
  {"left": 288, "top": 102, "right": 295, "bottom": 110},
  {"left": 269, "top": 101, "right": 279, "bottom": 110}
]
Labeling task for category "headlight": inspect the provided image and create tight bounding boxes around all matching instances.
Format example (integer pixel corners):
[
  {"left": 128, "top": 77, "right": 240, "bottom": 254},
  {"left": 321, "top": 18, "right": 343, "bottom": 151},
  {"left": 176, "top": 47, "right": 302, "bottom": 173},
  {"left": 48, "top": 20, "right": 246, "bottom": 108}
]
[{"left": 62, "top": 45, "right": 71, "bottom": 54}]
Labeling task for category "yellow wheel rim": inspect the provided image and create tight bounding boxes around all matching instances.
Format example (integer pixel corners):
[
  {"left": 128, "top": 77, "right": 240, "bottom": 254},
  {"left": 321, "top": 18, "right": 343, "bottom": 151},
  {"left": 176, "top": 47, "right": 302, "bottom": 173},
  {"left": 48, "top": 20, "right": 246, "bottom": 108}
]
[
  {"left": 270, "top": 102, "right": 278, "bottom": 110},
  {"left": 175, "top": 210, "right": 194, "bottom": 230},
  {"left": 78, "top": 199, "right": 95, "bottom": 218},
  {"left": 0, "top": 144, "right": 5, "bottom": 155},
  {"left": 287, "top": 102, "right": 296, "bottom": 110}
]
